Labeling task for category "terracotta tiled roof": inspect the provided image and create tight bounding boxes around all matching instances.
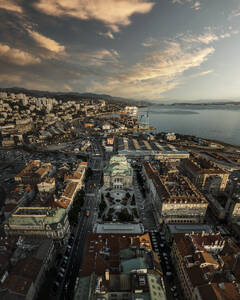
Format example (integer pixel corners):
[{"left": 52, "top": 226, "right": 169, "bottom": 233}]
[
  {"left": 197, "top": 283, "right": 240, "bottom": 300},
  {"left": 143, "top": 162, "right": 158, "bottom": 179},
  {"left": 2, "top": 274, "right": 32, "bottom": 296},
  {"left": 173, "top": 232, "right": 240, "bottom": 298},
  {"left": 80, "top": 233, "right": 153, "bottom": 277},
  {"left": 11, "top": 257, "right": 42, "bottom": 280}
]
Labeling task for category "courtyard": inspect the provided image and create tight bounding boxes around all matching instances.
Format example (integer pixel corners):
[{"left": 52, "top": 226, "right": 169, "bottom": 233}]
[{"left": 98, "top": 187, "right": 139, "bottom": 222}]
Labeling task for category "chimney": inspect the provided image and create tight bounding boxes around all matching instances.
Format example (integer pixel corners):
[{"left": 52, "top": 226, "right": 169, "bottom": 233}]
[
  {"left": 105, "top": 269, "right": 110, "bottom": 281},
  {"left": 232, "top": 253, "right": 240, "bottom": 273},
  {"left": 218, "top": 282, "right": 225, "bottom": 290}
]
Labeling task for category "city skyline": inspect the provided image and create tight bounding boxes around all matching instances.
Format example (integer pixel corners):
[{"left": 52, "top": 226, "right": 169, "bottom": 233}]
[{"left": 1, "top": 0, "right": 240, "bottom": 101}]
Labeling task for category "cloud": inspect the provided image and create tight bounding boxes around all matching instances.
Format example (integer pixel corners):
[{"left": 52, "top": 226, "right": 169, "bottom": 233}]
[
  {"left": 179, "top": 28, "right": 236, "bottom": 45},
  {"left": 0, "top": 43, "right": 41, "bottom": 65},
  {"left": 191, "top": 1, "right": 200, "bottom": 10},
  {"left": 143, "top": 30, "right": 222, "bottom": 51},
  {"left": 179, "top": 32, "right": 220, "bottom": 45},
  {"left": 229, "top": 9, "right": 240, "bottom": 19},
  {"left": 191, "top": 69, "right": 213, "bottom": 78},
  {"left": 172, "top": 0, "right": 191, "bottom": 4},
  {"left": 0, "top": 0, "right": 23, "bottom": 13},
  {"left": 124, "top": 43, "right": 214, "bottom": 82},
  {"left": 90, "top": 41, "right": 215, "bottom": 99},
  {"left": 27, "top": 30, "right": 66, "bottom": 54},
  {"left": 0, "top": 73, "right": 21, "bottom": 83},
  {"left": 220, "top": 33, "right": 231, "bottom": 39},
  {"left": 141, "top": 37, "right": 158, "bottom": 47},
  {"left": 74, "top": 49, "right": 119, "bottom": 66},
  {"left": 34, "top": 0, "right": 155, "bottom": 32},
  {"left": 172, "top": 0, "right": 200, "bottom": 10},
  {"left": 197, "top": 33, "right": 218, "bottom": 44},
  {"left": 63, "top": 84, "right": 73, "bottom": 91},
  {"left": 98, "top": 31, "right": 115, "bottom": 39}
]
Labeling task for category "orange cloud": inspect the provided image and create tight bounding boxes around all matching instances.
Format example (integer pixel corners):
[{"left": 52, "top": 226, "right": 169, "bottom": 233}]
[
  {"left": 0, "top": 0, "right": 23, "bottom": 13},
  {"left": 35, "top": 0, "right": 155, "bottom": 32},
  {"left": 75, "top": 49, "right": 119, "bottom": 66},
  {"left": 179, "top": 32, "right": 219, "bottom": 45},
  {"left": 0, "top": 43, "right": 41, "bottom": 65},
  {"left": 98, "top": 31, "right": 115, "bottom": 39},
  {"left": 90, "top": 41, "right": 215, "bottom": 99},
  {"left": 197, "top": 33, "right": 218, "bottom": 44},
  {"left": 27, "top": 30, "right": 66, "bottom": 54}
]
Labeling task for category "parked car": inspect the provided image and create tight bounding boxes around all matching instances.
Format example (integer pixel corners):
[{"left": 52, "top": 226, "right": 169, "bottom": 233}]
[
  {"left": 52, "top": 281, "right": 59, "bottom": 293},
  {"left": 56, "top": 274, "right": 63, "bottom": 282}
]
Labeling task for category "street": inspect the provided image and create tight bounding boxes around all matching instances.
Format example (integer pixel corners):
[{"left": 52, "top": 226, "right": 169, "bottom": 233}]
[
  {"left": 53, "top": 167, "right": 102, "bottom": 300},
  {"left": 133, "top": 169, "right": 157, "bottom": 231}
]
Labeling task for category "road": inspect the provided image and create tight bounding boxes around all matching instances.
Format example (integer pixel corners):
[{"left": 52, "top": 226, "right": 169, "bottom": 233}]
[
  {"left": 133, "top": 170, "right": 157, "bottom": 231},
  {"left": 58, "top": 164, "right": 103, "bottom": 300},
  {"left": 61, "top": 192, "right": 98, "bottom": 300}
]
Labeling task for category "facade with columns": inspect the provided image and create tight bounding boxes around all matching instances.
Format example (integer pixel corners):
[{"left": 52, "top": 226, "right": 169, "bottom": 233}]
[{"left": 103, "top": 155, "right": 133, "bottom": 189}]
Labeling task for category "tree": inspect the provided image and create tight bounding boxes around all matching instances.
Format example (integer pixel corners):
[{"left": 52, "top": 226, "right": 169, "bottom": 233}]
[
  {"left": 126, "top": 192, "right": 131, "bottom": 199},
  {"left": 99, "top": 199, "right": 107, "bottom": 214},
  {"left": 68, "top": 189, "right": 85, "bottom": 225},
  {"left": 118, "top": 208, "right": 133, "bottom": 222},
  {"left": 106, "top": 213, "right": 113, "bottom": 221},
  {"left": 85, "top": 167, "right": 93, "bottom": 181},
  {"left": 131, "top": 194, "right": 136, "bottom": 206},
  {"left": 141, "top": 188, "right": 146, "bottom": 198}
]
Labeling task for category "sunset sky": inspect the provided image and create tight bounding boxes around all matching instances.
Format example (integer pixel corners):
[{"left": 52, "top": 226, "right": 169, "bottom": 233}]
[{"left": 1, "top": 0, "right": 240, "bottom": 101}]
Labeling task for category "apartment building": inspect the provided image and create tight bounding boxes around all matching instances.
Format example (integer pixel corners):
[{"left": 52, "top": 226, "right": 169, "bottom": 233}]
[
  {"left": 0, "top": 236, "right": 54, "bottom": 300},
  {"left": 181, "top": 154, "right": 229, "bottom": 192},
  {"left": 4, "top": 207, "right": 70, "bottom": 243},
  {"left": 144, "top": 162, "right": 208, "bottom": 225},
  {"left": 171, "top": 232, "right": 240, "bottom": 300}
]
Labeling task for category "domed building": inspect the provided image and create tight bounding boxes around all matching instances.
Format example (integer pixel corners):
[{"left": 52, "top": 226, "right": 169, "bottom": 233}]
[{"left": 103, "top": 155, "right": 133, "bottom": 189}]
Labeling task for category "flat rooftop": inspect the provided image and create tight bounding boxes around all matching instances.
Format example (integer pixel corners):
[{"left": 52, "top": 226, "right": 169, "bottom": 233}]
[
  {"left": 94, "top": 223, "right": 144, "bottom": 234},
  {"left": 13, "top": 207, "right": 49, "bottom": 216},
  {"left": 118, "top": 138, "right": 189, "bottom": 157},
  {"left": 166, "top": 224, "right": 214, "bottom": 235}
]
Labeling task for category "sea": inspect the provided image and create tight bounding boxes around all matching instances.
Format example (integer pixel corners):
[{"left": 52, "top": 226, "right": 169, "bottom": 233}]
[{"left": 138, "top": 105, "right": 240, "bottom": 146}]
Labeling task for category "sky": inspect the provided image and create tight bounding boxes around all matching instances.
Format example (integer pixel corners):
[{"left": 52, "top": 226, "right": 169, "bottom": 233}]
[{"left": 1, "top": 0, "right": 240, "bottom": 101}]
